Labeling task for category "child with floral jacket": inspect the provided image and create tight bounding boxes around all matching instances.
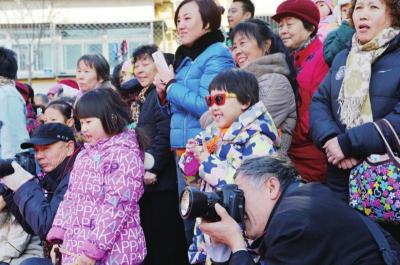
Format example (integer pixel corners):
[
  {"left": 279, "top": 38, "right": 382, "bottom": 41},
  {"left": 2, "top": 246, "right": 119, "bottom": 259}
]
[{"left": 179, "top": 69, "right": 280, "bottom": 264}]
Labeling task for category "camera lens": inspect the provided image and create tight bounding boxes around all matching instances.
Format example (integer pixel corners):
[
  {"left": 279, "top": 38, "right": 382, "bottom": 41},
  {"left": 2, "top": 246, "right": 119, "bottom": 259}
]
[{"left": 179, "top": 186, "right": 221, "bottom": 221}]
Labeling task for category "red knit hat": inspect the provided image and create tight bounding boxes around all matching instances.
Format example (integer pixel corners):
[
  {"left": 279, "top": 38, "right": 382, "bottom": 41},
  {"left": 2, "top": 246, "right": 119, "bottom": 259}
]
[
  {"left": 58, "top": 79, "right": 79, "bottom": 90},
  {"left": 272, "top": 0, "right": 320, "bottom": 30}
]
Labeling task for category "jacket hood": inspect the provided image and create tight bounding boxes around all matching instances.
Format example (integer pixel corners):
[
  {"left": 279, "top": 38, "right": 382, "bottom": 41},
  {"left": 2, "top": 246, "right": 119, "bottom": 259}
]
[
  {"left": 244, "top": 53, "right": 291, "bottom": 79},
  {"left": 205, "top": 101, "right": 280, "bottom": 147}
]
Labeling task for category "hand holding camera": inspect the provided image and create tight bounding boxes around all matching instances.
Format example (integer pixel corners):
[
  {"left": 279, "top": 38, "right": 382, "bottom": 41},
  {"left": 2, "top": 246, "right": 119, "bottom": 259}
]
[
  {"left": 0, "top": 159, "right": 34, "bottom": 191},
  {"left": 199, "top": 204, "right": 246, "bottom": 253}
]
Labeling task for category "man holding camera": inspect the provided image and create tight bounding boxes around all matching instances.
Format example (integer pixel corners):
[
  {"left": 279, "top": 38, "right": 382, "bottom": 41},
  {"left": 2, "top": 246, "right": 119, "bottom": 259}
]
[
  {"left": 200, "top": 157, "right": 400, "bottom": 265},
  {"left": 0, "top": 123, "right": 78, "bottom": 249}
]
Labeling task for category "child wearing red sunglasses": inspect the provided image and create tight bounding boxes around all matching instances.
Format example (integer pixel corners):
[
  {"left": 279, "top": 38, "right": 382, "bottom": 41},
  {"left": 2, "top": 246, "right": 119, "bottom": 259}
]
[{"left": 179, "top": 69, "right": 281, "bottom": 264}]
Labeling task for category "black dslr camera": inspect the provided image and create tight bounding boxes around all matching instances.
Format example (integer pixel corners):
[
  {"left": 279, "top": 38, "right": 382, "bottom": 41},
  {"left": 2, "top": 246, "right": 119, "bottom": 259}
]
[
  {"left": 180, "top": 184, "right": 245, "bottom": 223},
  {"left": 0, "top": 152, "right": 36, "bottom": 179},
  {"left": 0, "top": 159, "right": 15, "bottom": 179}
]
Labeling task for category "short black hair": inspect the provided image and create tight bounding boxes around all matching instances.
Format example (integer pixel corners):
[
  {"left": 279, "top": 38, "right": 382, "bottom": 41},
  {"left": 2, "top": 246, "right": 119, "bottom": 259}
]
[
  {"left": 208, "top": 69, "right": 259, "bottom": 107},
  {"left": 174, "top": 0, "right": 223, "bottom": 32},
  {"left": 230, "top": 19, "right": 299, "bottom": 102},
  {"left": 132, "top": 44, "right": 158, "bottom": 64},
  {"left": 77, "top": 54, "right": 110, "bottom": 82},
  {"left": 302, "top": 20, "right": 317, "bottom": 37},
  {"left": 111, "top": 62, "right": 123, "bottom": 89},
  {"left": 132, "top": 45, "right": 174, "bottom": 66},
  {"left": 0, "top": 47, "right": 18, "bottom": 79},
  {"left": 74, "top": 87, "right": 131, "bottom": 136},
  {"left": 46, "top": 99, "right": 73, "bottom": 122},
  {"left": 233, "top": 0, "right": 255, "bottom": 18}
]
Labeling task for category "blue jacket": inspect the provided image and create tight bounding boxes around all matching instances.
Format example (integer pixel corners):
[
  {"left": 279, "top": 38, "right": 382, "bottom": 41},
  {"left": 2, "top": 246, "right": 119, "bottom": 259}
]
[
  {"left": 167, "top": 42, "right": 234, "bottom": 148},
  {"left": 310, "top": 33, "right": 400, "bottom": 199}
]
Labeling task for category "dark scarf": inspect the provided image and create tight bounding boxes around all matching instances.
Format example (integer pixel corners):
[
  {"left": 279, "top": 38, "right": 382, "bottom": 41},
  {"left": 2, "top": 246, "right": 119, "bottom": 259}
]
[
  {"left": 41, "top": 147, "right": 79, "bottom": 194},
  {"left": 173, "top": 30, "right": 225, "bottom": 70}
]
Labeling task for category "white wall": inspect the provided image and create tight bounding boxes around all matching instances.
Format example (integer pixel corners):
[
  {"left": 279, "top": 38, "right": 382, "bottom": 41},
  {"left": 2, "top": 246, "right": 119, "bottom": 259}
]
[{"left": 0, "top": 0, "right": 156, "bottom": 24}]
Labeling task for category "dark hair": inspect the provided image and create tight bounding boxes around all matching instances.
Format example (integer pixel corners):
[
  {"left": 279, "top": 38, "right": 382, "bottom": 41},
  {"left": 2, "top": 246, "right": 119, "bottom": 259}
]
[
  {"left": 174, "top": 0, "right": 223, "bottom": 32},
  {"left": 77, "top": 54, "right": 110, "bottom": 82},
  {"left": 132, "top": 44, "right": 175, "bottom": 66},
  {"left": 132, "top": 44, "right": 158, "bottom": 64},
  {"left": 302, "top": 20, "right": 317, "bottom": 37},
  {"left": 111, "top": 62, "right": 123, "bottom": 89},
  {"left": 27, "top": 84, "right": 35, "bottom": 105},
  {"left": 46, "top": 99, "right": 73, "bottom": 122},
  {"left": 349, "top": 0, "right": 400, "bottom": 27},
  {"left": 234, "top": 156, "right": 299, "bottom": 191},
  {"left": 0, "top": 47, "right": 18, "bottom": 79},
  {"left": 74, "top": 87, "right": 130, "bottom": 136},
  {"left": 209, "top": 69, "right": 259, "bottom": 107},
  {"left": 230, "top": 19, "right": 299, "bottom": 102},
  {"left": 75, "top": 86, "right": 149, "bottom": 150},
  {"left": 233, "top": 0, "right": 255, "bottom": 18}
]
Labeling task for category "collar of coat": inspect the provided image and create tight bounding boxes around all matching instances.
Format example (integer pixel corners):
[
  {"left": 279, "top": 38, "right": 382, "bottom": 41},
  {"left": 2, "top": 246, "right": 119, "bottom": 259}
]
[
  {"left": 244, "top": 53, "right": 291, "bottom": 79},
  {"left": 173, "top": 30, "right": 225, "bottom": 70},
  {"left": 41, "top": 146, "right": 79, "bottom": 193}
]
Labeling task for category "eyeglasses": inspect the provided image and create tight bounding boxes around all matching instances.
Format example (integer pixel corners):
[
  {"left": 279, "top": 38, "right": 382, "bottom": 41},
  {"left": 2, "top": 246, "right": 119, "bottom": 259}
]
[{"left": 205, "top": 92, "right": 237, "bottom": 107}]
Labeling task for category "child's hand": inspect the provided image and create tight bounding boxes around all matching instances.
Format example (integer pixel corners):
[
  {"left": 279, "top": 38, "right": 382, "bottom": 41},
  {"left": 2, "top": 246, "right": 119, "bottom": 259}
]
[
  {"left": 50, "top": 244, "right": 60, "bottom": 264},
  {"left": 144, "top": 171, "right": 157, "bottom": 185},
  {"left": 193, "top": 137, "right": 209, "bottom": 163},
  {"left": 185, "top": 138, "right": 198, "bottom": 154}
]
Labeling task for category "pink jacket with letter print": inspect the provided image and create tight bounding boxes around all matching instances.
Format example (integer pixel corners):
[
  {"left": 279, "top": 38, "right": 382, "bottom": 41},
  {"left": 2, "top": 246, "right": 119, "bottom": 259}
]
[{"left": 47, "top": 129, "right": 146, "bottom": 265}]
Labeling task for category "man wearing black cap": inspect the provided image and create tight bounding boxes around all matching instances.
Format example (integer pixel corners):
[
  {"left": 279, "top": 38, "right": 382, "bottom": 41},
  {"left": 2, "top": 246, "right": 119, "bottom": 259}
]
[{"left": 0, "top": 123, "right": 78, "bottom": 244}]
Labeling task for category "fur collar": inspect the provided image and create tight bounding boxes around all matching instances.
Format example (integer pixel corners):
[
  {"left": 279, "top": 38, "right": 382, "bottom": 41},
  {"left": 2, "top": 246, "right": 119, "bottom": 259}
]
[{"left": 244, "top": 53, "right": 291, "bottom": 79}]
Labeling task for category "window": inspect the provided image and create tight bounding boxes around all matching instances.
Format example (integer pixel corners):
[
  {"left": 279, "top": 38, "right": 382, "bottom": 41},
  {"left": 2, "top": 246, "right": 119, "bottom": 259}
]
[
  {"left": 63, "top": 44, "right": 82, "bottom": 71},
  {"left": 35, "top": 44, "right": 52, "bottom": 72}
]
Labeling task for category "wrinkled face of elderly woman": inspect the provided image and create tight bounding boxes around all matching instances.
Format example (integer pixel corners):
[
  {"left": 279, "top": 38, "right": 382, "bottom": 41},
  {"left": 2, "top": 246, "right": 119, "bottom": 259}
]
[
  {"left": 352, "top": 0, "right": 392, "bottom": 44},
  {"left": 278, "top": 16, "right": 313, "bottom": 50}
]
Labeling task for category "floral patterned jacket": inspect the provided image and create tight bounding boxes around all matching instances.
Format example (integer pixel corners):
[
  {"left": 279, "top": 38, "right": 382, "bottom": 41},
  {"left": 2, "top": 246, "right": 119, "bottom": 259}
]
[{"left": 179, "top": 101, "right": 280, "bottom": 264}]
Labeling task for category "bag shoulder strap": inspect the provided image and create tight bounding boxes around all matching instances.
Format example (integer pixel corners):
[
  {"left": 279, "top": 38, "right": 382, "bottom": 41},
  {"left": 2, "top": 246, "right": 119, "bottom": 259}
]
[
  {"left": 357, "top": 212, "right": 400, "bottom": 265},
  {"left": 380, "top": 119, "right": 400, "bottom": 153},
  {"left": 373, "top": 120, "right": 400, "bottom": 165}
]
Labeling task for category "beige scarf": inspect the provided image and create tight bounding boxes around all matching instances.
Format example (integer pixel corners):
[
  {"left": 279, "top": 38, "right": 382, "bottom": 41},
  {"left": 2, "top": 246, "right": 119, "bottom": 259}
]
[{"left": 338, "top": 27, "right": 400, "bottom": 129}]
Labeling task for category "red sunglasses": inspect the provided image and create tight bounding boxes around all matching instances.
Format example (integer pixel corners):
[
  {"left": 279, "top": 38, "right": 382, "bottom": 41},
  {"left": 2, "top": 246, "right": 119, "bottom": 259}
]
[{"left": 205, "top": 92, "right": 237, "bottom": 107}]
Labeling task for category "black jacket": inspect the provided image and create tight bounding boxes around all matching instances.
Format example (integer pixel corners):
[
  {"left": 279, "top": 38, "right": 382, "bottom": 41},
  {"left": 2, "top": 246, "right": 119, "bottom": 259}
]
[
  {"left": 230, "top": 183, "right": 397, "bottom": 265},
  {"left": 138, "top": 86, "right": 178, "bottom": 192},
  {"left": 4, "top": 150, "right": 78, "bottom": 240},
  {"left": 310, "top": 33, "right": 400, "bottom": 200}
]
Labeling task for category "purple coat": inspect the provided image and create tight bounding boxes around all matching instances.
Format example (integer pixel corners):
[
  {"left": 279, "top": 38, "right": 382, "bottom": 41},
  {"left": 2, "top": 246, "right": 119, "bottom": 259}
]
[{"left": 47, "top": 129, "right": 146, "bottom": 265}]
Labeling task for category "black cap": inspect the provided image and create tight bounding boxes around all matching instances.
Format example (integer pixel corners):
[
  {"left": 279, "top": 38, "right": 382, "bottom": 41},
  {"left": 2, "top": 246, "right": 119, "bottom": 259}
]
[{"left": 21, "top": 123, "right": 75, "bottom": 149}]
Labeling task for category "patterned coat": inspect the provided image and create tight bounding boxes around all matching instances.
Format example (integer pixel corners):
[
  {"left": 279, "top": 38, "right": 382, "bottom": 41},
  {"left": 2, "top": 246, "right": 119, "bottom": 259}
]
[
  {"left": 47, "top": 130, "right": 146, "bottom": 265},
  {"left": 180, "top": 101, "right": 280, "bottom": 263}
]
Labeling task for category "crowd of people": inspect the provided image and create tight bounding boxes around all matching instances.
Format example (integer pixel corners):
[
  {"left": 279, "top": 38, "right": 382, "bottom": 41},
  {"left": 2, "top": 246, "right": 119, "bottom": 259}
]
[{"left": 0, "top": 0, "right": 399, "bottom": 264}]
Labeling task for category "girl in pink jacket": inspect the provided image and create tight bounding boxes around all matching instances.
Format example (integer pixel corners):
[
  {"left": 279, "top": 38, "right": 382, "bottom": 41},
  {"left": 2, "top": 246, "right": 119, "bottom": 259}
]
[{"left": 47, "top": 88, "right": 146, "bottom": 265}]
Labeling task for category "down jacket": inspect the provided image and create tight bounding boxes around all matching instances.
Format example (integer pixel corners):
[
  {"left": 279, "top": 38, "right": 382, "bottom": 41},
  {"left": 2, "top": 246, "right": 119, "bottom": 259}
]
[
  {"left": 167, "top": 41, "right": 234, "bottom": 148},
  {"left": 288, "top": 37, "right": 329, "bottom": 182},
  {"left": 180, "top": 101, "right": 280, "bottom": 264},
  {"left": 47, "top": 130, "right": 146, "bottom": 265},
  {"left": 0, "top": 212, "right": 43, "bottom": 264},
  {"left": 244, "top": 53, "right": 297, "bottom": 156},
  {"left": 310, "top": 33, "right": 400, "bottom": 200}
]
